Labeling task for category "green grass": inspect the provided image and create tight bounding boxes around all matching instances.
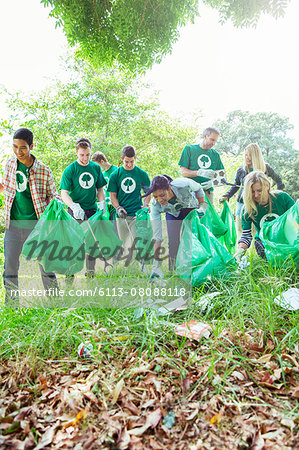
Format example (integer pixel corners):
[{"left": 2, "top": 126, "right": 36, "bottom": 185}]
[{"left": 0, "top": 255, "right": 297, "bottom": 362}]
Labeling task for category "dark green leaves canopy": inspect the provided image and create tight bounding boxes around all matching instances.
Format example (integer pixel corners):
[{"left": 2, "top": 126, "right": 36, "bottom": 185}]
[{"left": 41, "top": 0, "right": 290, "bottom": 72}]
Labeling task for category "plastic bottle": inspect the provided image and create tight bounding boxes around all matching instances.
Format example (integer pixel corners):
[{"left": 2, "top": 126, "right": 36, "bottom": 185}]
[{"left": 77, "top": 343, "right": 93, "bottom": 359}]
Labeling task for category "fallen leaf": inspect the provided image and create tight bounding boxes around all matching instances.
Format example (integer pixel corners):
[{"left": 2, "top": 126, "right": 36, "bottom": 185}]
[
  {"left": 291, "top": 386, "right": 299, "bottom": 398},
  {"left": 210, "top": 414, "right": 222, "bottom": 425},
  {"left": 63, "top": 409, "right": 87, "bottom": 429},
  {"left": 257, "top": 354, "right": 272, "bottom": 364},
  {"left": 112, "top": 379, "right": 125, "bottom": 404},
  {"left": 118, "top": 427, "right": 131, "bottom": 449},
  {"left": 128, "top": 408, "right": 162, "bottom": 436},
  {"left": 280, "top": 418, "right": 295, "bottom": 429},
  {"left": 231, "top": 371, "right": 246, "bottom": 381},
  {"left": 35, "top": 426, "right": 57, "bottom": 450}
]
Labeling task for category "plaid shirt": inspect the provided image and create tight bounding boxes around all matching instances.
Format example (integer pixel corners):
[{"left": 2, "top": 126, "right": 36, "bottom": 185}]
[{"left": 2, "top": 154, "right": 61, "bottom": 229}]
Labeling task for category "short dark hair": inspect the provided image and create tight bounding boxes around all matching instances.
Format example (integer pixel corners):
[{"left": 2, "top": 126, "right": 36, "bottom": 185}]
[
  {"left": 13, "top": 128, "right": 34, "bottom": 146},
  {"left": 91, "top": 151, "right": 107, "bottom": 163},
  {"left": 75, "top": 138, "right": 92, "bottom": 150},
  {"left": 142, "top": 174, "right": 173, "bottom": 197},
  {"left": 202, "top": 127, "right": 220, "bottom": 137},
  {"left": 122, "top": 145, "right": 136, "bottom": 158}
]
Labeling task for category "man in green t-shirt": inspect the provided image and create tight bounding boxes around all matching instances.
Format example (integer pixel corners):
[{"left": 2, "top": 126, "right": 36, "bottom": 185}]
[
  {"left": 60, "top": 138, "right": 106, "bottom": 277},
  {"left": 1, "top": 128, "right": 60, "bottom": 306},
  {"left": 107, "top": 145, "right": 151, "bottom": 254},
  {"left": 91, "top": 151, "right": 118, "bottom": 220},
  {"left": 178, "top": 127, "right": 224, "bottom": 204}
]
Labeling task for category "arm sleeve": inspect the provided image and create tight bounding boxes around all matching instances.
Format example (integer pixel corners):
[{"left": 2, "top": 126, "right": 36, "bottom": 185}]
[
  {"left": 282, "top": 192, "right": 295, "bottom": 210},
  {"left": 185, "top": 178, "right": 204, "bottom": 198},
  {"left": 215, "top": 151, "right": 225, "bottom": 170},
  {"left": 238, "top": 229, "right": 253, "bottom": 247},
  {"left": 241, "top": 210, "right": 252, "bottom": 231},
  {"left": 59, "top": 167, "right": 72, "bottom": 191},
  {"left": 178, "top": 146, "right": 190, "bottom": 167},
  {"left": 47, "top": 168, "right": 61, "bottom": 202},
  {"left": 107, "top": 172, "right": 117, "bottom": 193},
  {"left": 95, "top": 166, "right": 107, "bottom": 189},
  {"left": 151, "top": 202, "right": 163, "bottom": 242},
  {"left": 141, "top": 171, "right": 151, "bottom": 193},
  {"left": 266, "top": 164, "right": 285, "bottom": 190}
]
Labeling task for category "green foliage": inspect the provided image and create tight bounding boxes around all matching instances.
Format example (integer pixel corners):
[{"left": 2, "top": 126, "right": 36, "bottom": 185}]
[
  {"left": 40, "top": 0, "right": 290, "bottom": 72},
  {"left": 0, "top": 59, "right": 198, "bottom": 185},
  {"left": 213, "top": 110, "right": 298, "bottom": 199},
  {"left": 205, "top": 0, "right": 291, "bottom": 27}
]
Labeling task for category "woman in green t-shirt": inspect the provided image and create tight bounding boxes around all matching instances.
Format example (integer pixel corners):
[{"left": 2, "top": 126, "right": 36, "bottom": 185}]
[
  {"left": 220, "top": 143, "right": 284, "bottom": 236},
  {"left": 234, "top": 171, "right": 295, "bottom": 262}
]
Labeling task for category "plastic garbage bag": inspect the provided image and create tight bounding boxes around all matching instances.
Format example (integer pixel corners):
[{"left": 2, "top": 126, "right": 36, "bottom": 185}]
[
  {"left": 135, "top": 207, "right": 154, "bottom": 264},
  {"left": 82, "top": 209, "right": 122, "bottom": 259},
  {"left": 219, "top": 200, "right": 237, "bottom": 253},
  {"left": 22, "top": 199, "right": 85, "bottom": 275},
  {"left": 199, "top": 195, "right": 228, "bottom": 238},
  {"left": 260, "top": 200, "right": 299, "bottom": 267},
  {"left": 176, "top": 210, "right": 236, "bottom": 286}
]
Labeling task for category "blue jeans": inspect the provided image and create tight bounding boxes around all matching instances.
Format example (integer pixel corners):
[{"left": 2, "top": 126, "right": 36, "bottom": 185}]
[
  {"left": 4, "top": 225, "right": 58, "bottom": 305},
  {"left": 166, "top": 208, "right": 194, "bottom": 271}
]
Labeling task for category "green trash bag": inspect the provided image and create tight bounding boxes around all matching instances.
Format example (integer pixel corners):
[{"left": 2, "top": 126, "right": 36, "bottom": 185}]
[
  {"left": 199, "top": 195, "right": 228, "bottom": 238},
  {"left": 22, "top": 199, "right": 85, "bottom": 275},
  {"left": 260, "top": 200, "right": 299, "bottom": 268},
  {"left": 82, "top": 209, "right": 122, "bottom": 259},
  {"left": 219, "top": 200, "right": 237, "bottom": 254},
  {"left": 135, "top": 207, "right": 154, "bottom": 264},
  {"left": 176, "top": 210, "right": 237, "bottom": 286},
  {"left": 96, "top": 202, "right": 110, "bottom": 220}
]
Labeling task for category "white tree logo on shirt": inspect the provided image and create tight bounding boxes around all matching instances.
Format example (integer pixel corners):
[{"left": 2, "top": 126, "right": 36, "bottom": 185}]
[
  {"left": 121, "top": 177, "right": 136, "bottom": 193},
  {"left": 16, "top": 171, "right": 27, "bottom": 192},
  {"left": 198, "top": 154, "right": 212, "bottom": 169},
  {"left": 79, "top": 172, "right": 94, "bottom": 189},
  {"left": 260, "top": 213, "right": 279, "bottom": 228},
  {"left": 104, "top": 176, "right": 109, "bottom": 190}
]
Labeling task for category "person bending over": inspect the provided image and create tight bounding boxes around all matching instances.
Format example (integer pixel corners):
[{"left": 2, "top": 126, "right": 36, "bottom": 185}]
[
  {"left": 147, "top": 175, "right": 206, "bottom": 277},
  {"left": 220, "top": 143, "right": 284, "bottom": 235},
  {"left": 235, "top": 171, "right": 294, "bottom": 262}
]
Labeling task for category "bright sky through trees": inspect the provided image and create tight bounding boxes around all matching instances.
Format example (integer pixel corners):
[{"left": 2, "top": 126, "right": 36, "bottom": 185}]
[{"left": 1, "top": 0, "right": 299, "bottom": 146}]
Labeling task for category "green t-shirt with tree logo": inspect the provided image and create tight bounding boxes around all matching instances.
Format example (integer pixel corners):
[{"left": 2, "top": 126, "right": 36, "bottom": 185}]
[
  {"left": 178, "top": 144, "right": 224, "bottom": 190},
  {"left": 10, "top": 160, "right": 37, "bottom": 228},
  {"left": 107, "top": 166, "right": 150, "bottom": 216},
  {"left": 60, "top": 160, "right": 106, "bottom": 211},
  {"left": 241, "top": 192, "right": 295, "bottom": 234},
  {"left": 103, "top": 164, "right": 118, "bottom": 199}
]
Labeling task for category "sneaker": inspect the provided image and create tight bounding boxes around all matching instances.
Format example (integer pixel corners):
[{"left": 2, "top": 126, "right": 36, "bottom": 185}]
[{"left": 150, "top": 267, "right": 164, "bottom": 279}]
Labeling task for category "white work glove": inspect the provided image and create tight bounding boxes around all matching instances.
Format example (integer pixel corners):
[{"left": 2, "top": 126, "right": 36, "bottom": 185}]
[
  {"left": 234, "top": 247, "right": 246, "bottom": 264},
  {"left": 70, "top": 202, "right": 85, "bottom": 220},
  {"left": 150, "top": 259, "right": 164, "bottom": 279},
  {"left": 98, "top": 200, "right": 106, "bottom": 214},
  {"left": 197, "top": 169, "right": 215, "bottom": 179},
  {"left": 116, "top": 205, "right": 127, "bottom": 218},
  {"left": 201, "top": 180, "right": 213, "bottom": 191}
]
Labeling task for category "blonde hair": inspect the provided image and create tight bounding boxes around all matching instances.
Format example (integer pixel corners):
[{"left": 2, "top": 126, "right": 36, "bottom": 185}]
[
  {"left": 243, "top": 171, "right": 272, "bottom": 218},
  {"left": 244, "top": 143, "right": 266, "bottom": 173}
]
